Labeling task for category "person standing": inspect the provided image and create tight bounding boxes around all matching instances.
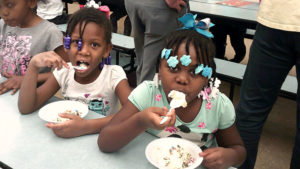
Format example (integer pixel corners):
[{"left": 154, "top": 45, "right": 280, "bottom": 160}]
[
  {"left": 236, "top": 0, "right": 300, "bottom": 169},
  {"left": 125, "top": 0, "right": 188, "bottom": 85}
]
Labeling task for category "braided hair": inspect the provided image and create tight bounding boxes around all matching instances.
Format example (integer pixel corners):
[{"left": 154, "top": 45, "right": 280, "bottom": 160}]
[
  {"left": 66, "top": 7, "right": 112, "bottom": 45},
  {"left": 158, "top": 29, "right": 216, "bottom": 79}
]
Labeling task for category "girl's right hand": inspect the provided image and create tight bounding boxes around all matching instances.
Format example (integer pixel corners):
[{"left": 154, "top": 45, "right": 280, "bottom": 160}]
[
  {"left": 138, "top": 106, "right": 176, "bottom": 130},
  {"left": 30, "top": 51, "right": 69, "bottom": 70}
]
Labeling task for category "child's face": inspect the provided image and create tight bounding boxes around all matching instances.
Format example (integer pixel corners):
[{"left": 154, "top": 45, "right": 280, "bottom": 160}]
[
  {"left": 67, "top": 22, "right": 112, "bottom": 83},
  {"left": 159, "top": 43, "right": 208, "bottom": 104},
  {"left": 0, "top": 0, "right": 36, "bottom": 27}
]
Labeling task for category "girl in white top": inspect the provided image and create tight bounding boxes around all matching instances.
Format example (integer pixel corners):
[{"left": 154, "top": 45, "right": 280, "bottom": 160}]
[{"left": 18, "top": 8, "right": 132, "bottom": 138}]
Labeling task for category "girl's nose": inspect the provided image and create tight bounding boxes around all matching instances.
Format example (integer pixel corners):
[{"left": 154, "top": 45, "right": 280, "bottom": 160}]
[
  {"left": 175, "top": 71, "right": 189, "bottom": 85},
  {"left": 1, "top": 9, "right": 9, "bottom": 17},
  {"left": 78, "top": 43, "right": 90, "bottom": 56}
]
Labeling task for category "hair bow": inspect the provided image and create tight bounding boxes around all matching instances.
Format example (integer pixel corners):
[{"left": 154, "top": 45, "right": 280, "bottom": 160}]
[
  {"left": 178, "top": 13, "right": 214, "bottom": 38},
  {"left": 80, "top": 0, "right": 110, "bottom": 19}
]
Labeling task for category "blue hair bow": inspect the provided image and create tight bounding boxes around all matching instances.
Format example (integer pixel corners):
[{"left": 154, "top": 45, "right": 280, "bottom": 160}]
[{"left": 178, "top": 13, "right": 215, "bottom": 38}]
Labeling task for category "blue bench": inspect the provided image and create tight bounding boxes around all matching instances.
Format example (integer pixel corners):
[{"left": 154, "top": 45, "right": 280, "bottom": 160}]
[{"left": 215, "top": 58, "right": 297, "bottom": 100}]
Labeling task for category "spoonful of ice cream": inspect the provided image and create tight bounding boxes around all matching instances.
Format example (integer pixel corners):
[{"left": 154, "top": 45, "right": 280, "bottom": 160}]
[{"left": 160, "top": 90, "right": 187, "bottom": 124}]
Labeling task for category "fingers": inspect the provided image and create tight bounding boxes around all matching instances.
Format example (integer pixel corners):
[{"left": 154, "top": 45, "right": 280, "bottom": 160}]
[
  {"left": 58, "top": 113, "right": 80, "bottom": 120},
  {"left": 10, "top": 87, "right": 18, "bottom": 95},
  {"left": 46, "top": 122, "right": 65, "bottom": 130},
  {"left": 2, "top": 72, "right": 12, "bottom": 78},
  {"left": 0, "top": 85, "right": 10, "bottom": 95},
  {"left": 0, "top": 80, "right": 12, "bottom": 95},
  {"left": 31, "top": 51, "right": 66, "bottom": 69}
]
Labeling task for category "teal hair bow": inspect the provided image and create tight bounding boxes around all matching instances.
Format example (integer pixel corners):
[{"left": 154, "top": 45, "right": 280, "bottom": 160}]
[{"left": 178, "top": 13, "right": 215, "bottom": 38}]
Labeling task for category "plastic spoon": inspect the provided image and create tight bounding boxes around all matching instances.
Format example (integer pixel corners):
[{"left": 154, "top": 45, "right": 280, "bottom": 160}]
[{"left": 70, "top": 65, "right": 88, "bottom": 70}]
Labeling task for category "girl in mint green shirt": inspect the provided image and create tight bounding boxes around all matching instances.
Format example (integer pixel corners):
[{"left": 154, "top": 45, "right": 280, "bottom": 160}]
[{"left": 99, "top": 14, "right": 246, "bottom": 169}]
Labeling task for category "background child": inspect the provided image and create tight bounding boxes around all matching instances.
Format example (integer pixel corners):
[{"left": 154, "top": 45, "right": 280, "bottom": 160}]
[
  {"left": 18, "top": 7, "right": 132, "bottom": 138},
  {"left": 98, "top": 14, "right": 246, "bottom": 169},
  {"left": 0, "top": 0, "right": 68, "bottom": 95}
]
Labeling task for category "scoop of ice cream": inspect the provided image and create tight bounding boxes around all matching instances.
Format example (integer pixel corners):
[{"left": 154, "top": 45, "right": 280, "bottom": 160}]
[{"left": 168, "top": 90, "right": 187, "bottom": 108}]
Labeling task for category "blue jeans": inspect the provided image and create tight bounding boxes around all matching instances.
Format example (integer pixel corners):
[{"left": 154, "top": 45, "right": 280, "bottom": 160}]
[{"left": 236, "top": 23, "right": 300, "bottom": 169}]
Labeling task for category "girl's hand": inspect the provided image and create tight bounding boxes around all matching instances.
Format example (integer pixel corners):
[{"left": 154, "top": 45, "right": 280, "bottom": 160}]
[
  {"left": 0, "top": 72, "right": 23, "bottom": 95},
  {"left": 199, "top": 147, "right": 232, "bottom": 169},
  {"left": 30, "top": 51, "right": 69, "bottom": 70},
  {"left": 138, "top": 106, "right": 176, "bottom": 130},
  {"left": 46, "top": 113, "right": 86, "bottom": 138}
]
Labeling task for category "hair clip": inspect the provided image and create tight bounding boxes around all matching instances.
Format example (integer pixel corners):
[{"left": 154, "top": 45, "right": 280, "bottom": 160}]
[
  {"left": 83, "top": 0, "right": 110, "bottom": 19},
  {"left": 202, "top": 66, "right": 212, "bottom": 78},
  {"left": 180, "top": 55, "right": 192, "bottom": 66},
  {"left": 195, "top": 64, "right": 204, "bottom": 74},
  {"left": 167, "top": 56, "right": 179, "bottom": 68},
  {"left": 100, "top": 56, "right": 111, "bottom": 69},
  {"left": 63, "top": 35, "right": 71, "bottom": 49},
  {"left": 178, "top": 13, "right": 215, "bottom": 38},
  {"left": 161, "top": 48, "right": 172, "bottom": 59},
  {"left": 77, "top": 39, "right": 83, "bottom": 51}
]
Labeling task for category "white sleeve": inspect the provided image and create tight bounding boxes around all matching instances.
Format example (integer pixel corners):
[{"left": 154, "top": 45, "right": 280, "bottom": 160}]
[{"left": 110, "top": 65, "right": 127, "bottom": 91}]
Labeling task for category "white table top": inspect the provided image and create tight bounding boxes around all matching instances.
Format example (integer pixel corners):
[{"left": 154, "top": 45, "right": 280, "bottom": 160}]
[
  {"left": 189, "top": 0, "right": 259, "bottom": 28},
  {"left": 0, "top": 77, "right": 156, "bottom": 169}
]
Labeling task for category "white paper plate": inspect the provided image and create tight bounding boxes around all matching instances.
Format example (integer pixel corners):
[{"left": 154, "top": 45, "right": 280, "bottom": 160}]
[
  {"left": 145, "top": 137, "right": 203, "bottom": 169},
  {"left": 38, "top": 100, "right": 88, "bottom": 123}
]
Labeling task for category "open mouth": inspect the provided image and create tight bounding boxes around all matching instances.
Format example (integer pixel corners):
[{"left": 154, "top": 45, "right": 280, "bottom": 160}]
[{"left": 75, "top": 61, "right": 89, "bottom": 70}]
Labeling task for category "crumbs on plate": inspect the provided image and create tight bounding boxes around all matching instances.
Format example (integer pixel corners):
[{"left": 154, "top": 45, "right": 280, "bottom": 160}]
[{"left": 159, "top": 144, "right": 195, "bottom": 169}]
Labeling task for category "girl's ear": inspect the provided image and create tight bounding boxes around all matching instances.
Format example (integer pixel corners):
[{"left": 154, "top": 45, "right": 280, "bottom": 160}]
[
  {"left": 103, "top": 43, "right": 112, "bottom": 59},
  {"left": 29, "top": 0, "right": 38, "bottom": 9}
]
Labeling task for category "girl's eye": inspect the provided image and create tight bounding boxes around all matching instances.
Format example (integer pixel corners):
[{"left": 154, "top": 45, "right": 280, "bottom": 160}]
[
  {"left": 91, "top": 43, "right": 99, "bottom": 48},
  {"left": 6, "top": 3, "right": 13, "bottom": 8},
  {"left": 169, "top": 66, "right": 179, "bottom": 72}
]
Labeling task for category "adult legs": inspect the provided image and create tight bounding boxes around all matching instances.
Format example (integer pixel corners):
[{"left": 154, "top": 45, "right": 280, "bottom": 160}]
[
  {"left": 137, "top": 5, "right": 180, "bottom": 84},
  {"left": 124, "top": 0, "right": 145, "bottom": 84},
  {"left": 124, "top": 16, "right": 132, "bottom": 36},
  {"left": 236, "top": 24, "right": 295, "bottom": 169},
  {"left": 290, "top": 32, "right": 300, "bottom": 169},
  {"left": 210, "top": 24, "right": 227, "bottom": 59},
  {"left": 229, "top": 26, "right": 246, "bottom": 63}
]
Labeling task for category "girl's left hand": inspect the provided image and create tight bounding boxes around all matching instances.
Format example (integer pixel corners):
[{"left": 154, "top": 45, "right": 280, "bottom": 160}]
[
  {"left": 199, "top": 147, "right": 232, "bottom": 169},
  {"left": 46, "top": 113, "right": 87, "bottom": 138},
  {"left": 0, "top": 72, "right": 23, "bottom": 95}
]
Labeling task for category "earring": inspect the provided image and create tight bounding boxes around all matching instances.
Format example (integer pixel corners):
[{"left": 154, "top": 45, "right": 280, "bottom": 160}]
[
  {"left": 63, "top": 35, "right": 71, "bottom": 49},
  {"left": 153, "top": 73, "right": 160, "bottom": 88}
]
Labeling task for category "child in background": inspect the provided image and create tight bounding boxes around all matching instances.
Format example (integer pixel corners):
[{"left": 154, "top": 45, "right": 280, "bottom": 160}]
[
  {"left": 18, "top": 8, "right": 132, "bottom": 138},
  {"left": 0, "top": 0, "right": 68, "bottom": 95},
  {"left": 98, "top": 14, "right": 246, "bottom": 169}
]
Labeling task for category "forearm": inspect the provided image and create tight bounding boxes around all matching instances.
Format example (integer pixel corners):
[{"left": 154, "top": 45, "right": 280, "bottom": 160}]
[
  {"left": 18, "top": 66, "right": 40, "bottom": 114},
  {"left": 37, "top": 72, "right": 51, "bottom": 83},
  {"left": 227, "top": 145, "right": 247, "bottom": 168},
  {"left": 98, "top": 112, "right": 147, "bottom": 153},
  {"left": 82, "top": 115, "right": 115, "bottom": 135}
]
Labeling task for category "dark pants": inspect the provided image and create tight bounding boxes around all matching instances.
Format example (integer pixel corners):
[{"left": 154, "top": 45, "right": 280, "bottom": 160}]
[
  {"left": 101, "top": 0, "right": 132, "bottom": 36},
  {"left": 236, "top": 23, "right": 300, "bottom": 169},
  {"left": 211, "top": 23, "right": 246, "bottom": 63}
]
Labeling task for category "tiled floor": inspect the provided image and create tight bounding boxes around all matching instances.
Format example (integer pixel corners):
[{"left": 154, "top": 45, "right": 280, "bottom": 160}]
[{"left": 68, "top": 3, "right": 298, "bottom": 169}]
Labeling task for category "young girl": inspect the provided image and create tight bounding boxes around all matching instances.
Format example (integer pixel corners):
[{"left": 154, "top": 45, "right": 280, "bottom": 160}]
[
  {"left": 18, "top": 7, "right": 132, "bottom": 138},
  {"left": 0, "top": 0, "right": 68, "bottom": 95},
  {"left": 98, "top": 14, "right": 246, "bottom": 169}
]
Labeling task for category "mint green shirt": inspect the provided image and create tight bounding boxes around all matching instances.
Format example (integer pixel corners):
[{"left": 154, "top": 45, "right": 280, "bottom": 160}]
[{"left": 128, "top": 81, "right": 235, "bottom": 149}]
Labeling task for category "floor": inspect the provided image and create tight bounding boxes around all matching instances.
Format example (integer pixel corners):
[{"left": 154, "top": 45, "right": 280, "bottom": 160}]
[{"left": 66, "top": 3, "right": 298, "bottom": 169}]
